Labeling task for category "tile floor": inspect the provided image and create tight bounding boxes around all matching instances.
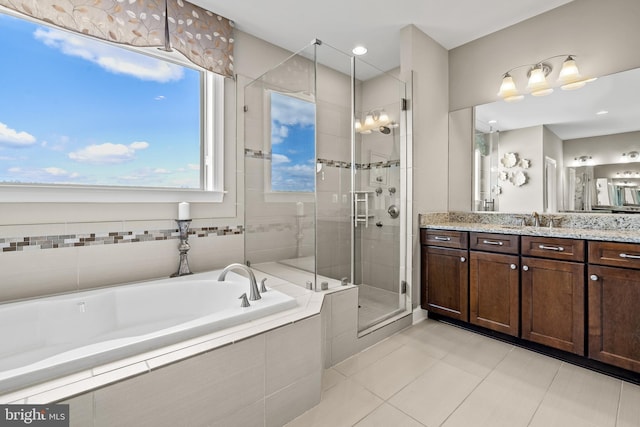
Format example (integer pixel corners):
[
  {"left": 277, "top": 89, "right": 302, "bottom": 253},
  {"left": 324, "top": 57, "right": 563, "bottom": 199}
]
[{"left": 286, "top": 318, "right": 640, "bottom": 427}]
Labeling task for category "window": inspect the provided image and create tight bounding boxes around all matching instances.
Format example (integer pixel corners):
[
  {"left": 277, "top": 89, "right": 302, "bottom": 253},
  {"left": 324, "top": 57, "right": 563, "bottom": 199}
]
[
  {"left": 0, "top": 11, "right": 223, "bottom": 202},
  {"left": 269, "top": 92, "right": 315, "bottom": 192}
]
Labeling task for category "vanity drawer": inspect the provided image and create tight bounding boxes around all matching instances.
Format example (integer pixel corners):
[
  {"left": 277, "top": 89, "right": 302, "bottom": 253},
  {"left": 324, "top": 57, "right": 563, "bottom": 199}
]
[
  {"left": 470, "top": 232, "right": 519, "bottom": 254},
  {"left": 589, "top": 241, "right": 640, "bottom": 269},
  {"left": 421, "top": 229, "right": 468, "bottom": 249},
  {"left": 521, "top": 236, "right": 585, "bottom": 261}
]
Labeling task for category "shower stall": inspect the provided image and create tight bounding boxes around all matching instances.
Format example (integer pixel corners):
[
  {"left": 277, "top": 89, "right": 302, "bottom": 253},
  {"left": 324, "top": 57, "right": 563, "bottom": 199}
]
[{"left": 242, "top": 40, "right": 409, "bottom": 333}]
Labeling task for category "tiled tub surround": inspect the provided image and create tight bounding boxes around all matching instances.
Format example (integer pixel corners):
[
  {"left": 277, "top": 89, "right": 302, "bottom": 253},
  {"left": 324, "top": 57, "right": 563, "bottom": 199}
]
[
  {"left": 0, "top": 270, "right": 297, "bottom": 394},
  {"left": 1, "top": 265, "right": 412, "bottom": 426},
  {"left": 1, "top": 269, "right": 325, "bottom": 426},
  {"left": 420, "top": 211, "right": 640, "bottom": 242}
]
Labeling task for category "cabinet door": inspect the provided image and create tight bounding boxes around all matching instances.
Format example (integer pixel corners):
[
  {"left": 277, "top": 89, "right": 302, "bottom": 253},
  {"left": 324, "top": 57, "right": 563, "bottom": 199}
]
[
  {"left": 588, "top": 265, "right": 640, "bottom": 372},
  {"left": 469, "top": 251, "right": 519, "bottom": 336},
  {"left": 521, "top": 257, "right": 585, "bottom": 355},
  {"left": 422, "top": 246, "right": 468, "bottom": 321}
]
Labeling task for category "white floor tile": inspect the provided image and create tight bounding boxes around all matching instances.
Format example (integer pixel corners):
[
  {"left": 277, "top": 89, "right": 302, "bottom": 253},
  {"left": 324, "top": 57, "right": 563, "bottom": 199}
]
[
  {"left": 285, "top": 378, "right": 383, "bottom": 427},
  {"left": 617, "top": 382, "right": 640, "bottom": 427},
  {"left": 389, "top": 361, "right": 482, "bottom": 427},
  {"left": 354, "top": 403, "right": 425, "bottom": 427},
  {"left": 528, "top": 363, "right": 621, "bottom": 427},
  {"left": 351, "top": 345, "right": 437, "bottom": 400}
]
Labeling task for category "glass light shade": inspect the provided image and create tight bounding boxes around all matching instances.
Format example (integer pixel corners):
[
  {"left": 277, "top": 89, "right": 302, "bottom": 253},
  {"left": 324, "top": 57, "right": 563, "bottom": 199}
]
[
  {"left": 527, "top": 67, "right": 553, "bottom": 96},
  {"left": 558, "top": 56, "right": 586, "bottom": 90},
  {"left": 355, "top": 119, "right": 362, "bottom": 132},
  {"left": 363, "top": 114, "right": 375, "bottom": 129},
  {"left": 497, "top": 74, "right": 520, "bottom": 100},
  {"left": 377, "top": 110, "right": 390, "bottom": 125}
]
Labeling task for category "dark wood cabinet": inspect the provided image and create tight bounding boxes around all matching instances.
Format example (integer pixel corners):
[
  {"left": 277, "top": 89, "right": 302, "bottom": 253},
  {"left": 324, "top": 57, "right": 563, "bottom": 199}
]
[
  {"left": 469, "top": 250, "right": 519, "bottom": 336},
  {"left": 468, "top": 232, "right": 520, "bottom": 336},
  {"left": 421, "top": 230, "right": 468, "bottom": 321},
  {"left": 521, "top": 256, "right": 585, "bottom": 355},
  {"left": 588, "top": 241, "right": 640, "bottom": 373}
]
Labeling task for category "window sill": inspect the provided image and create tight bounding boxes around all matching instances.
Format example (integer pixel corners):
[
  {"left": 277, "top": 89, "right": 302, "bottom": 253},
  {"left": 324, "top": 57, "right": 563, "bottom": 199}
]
[{"left": 0, "top": 184, "right": 225, "bottom": 203}]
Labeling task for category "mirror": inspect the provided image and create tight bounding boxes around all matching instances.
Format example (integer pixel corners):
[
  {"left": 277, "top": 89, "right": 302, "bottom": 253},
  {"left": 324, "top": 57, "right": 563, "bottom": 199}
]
[{"left": 473, "top": 67, "right": 640, "bottom": 213}]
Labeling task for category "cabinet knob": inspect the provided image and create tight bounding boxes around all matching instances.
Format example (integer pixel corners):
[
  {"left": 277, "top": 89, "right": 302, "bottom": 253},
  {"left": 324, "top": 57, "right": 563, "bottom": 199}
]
[
  {"left": 590, "top": 274, "right": 599, "bottom": 281},
  {"left": 510, "top": 264, "right": 517, "bottom": 270},
  {"left": 522, "top": 265, "right": 529, "bottom": 271},
  {"left": 460, "top": 256, "right": 466, "bottom": 263}
]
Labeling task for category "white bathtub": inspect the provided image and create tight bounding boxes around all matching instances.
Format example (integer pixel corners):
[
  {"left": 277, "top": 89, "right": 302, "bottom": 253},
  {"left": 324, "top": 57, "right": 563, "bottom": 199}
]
[{"left": 0, "top": 270, "right": 297, "bottom": 393}]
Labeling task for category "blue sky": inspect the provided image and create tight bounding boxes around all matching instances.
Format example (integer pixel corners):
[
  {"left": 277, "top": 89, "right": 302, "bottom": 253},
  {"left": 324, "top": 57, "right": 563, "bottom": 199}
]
[
  {"left": 270, "top": 92, "right": 315, "bottom": 192},
  {"left": 0, "top": 13, "right": 201, "bottom": 188}
]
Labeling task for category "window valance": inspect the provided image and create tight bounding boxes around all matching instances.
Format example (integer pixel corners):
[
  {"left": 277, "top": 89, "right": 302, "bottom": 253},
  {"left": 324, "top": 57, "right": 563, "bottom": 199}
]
[{"left": 0, "top": 0, "right": 234, "bottom": 77}]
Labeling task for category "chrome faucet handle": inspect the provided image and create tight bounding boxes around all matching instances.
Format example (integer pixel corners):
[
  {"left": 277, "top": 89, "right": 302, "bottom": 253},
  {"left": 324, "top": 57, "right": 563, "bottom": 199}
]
[
  {"left": 531, "top": 211, "right": 540, "bottom": 227},
  {"left": 260, "top": 278, "right": 268, "bottom": 293},
  {"left": 341, "top": 277, "right": 349, "bottom": 286},
  {"left": 239, "top": 293, "right": 250, "bottom": 308}
]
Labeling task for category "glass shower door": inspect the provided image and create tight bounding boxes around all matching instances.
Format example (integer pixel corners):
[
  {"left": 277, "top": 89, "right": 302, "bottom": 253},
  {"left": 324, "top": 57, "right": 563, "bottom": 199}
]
[{"left": 351, "top": 58, "right": 408, "bottom": 333}]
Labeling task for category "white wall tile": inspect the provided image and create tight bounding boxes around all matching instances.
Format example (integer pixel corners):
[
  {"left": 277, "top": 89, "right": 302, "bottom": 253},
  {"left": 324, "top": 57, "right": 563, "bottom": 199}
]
[{"left": 265, "top": 371, "right": 322, "bottom": 427}]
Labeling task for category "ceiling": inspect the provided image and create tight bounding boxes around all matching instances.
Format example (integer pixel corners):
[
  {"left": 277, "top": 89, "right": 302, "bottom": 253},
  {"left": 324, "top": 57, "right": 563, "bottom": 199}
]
[{"left": 192, "top": 0, "right": 574, "bottom": 74}]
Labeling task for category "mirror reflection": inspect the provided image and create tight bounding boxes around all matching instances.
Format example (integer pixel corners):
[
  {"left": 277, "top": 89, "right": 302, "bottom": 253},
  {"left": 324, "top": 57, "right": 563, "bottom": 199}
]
[{"left": 474, "top": 67, "right": 640, "bottom": 213}]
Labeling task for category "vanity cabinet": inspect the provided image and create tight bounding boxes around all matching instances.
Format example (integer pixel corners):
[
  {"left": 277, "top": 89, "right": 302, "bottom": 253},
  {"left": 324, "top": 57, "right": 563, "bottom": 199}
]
[
  {"left": 588, "top": 241, "right": 640, "bottom": 373},
  {"left": 520, "top": 236, "right": 585, "bottom": 355},
  {"left": 469, "top": 233, "right": 520, "bottom": 336},
  {"left": 421, "top": 229, "right": 469, "bottom": 321}
]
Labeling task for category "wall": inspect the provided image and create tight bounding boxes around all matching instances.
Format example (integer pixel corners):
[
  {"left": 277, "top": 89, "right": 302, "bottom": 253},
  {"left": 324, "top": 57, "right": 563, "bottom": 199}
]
[
  {"left": 449, "top": 0, "right": 640, "bottom": 111},
  {"left": 542, "top": 126, "right": 564, "bottom": 211},
  {"left": 496, "top": 126, "right": 543, "bottom": 213},
  {"left": 563, "top": 130, "right": 640, "bottom": 167}
]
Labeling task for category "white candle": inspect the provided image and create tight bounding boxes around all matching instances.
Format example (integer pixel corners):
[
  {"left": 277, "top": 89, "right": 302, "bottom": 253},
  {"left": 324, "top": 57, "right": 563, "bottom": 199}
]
[
  {"left": 296, "top": 201, "right": 304, "bottom": 216},
  {"left": 178, "top": 202, "right": 190, "bottom": 220}
]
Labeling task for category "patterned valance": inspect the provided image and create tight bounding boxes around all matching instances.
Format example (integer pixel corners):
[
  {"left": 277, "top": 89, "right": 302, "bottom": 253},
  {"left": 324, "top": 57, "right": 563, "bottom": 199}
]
[{"left": 0, "top": 0, "right": 234, "bottom": 78}]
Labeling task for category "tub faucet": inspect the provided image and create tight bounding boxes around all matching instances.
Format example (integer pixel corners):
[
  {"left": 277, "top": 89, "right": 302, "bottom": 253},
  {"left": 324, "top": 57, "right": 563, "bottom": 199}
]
[{"left": 218, "top": 263, "right": 261, "bottom": 301}]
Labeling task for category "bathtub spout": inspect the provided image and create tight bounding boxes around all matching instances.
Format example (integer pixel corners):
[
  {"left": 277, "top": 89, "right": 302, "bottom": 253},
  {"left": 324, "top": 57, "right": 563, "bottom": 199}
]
[{"left": 218, "top": 263, "right": 261, "bottom": 301}]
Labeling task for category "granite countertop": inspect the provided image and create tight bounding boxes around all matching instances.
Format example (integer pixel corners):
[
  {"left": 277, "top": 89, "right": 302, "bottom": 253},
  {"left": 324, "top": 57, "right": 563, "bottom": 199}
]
[
  {"left": 419, "top": 212, "right": 640, "bottom": 244},
  {"left": 420, "top": 221, "right": 640, "bottom": 244}
]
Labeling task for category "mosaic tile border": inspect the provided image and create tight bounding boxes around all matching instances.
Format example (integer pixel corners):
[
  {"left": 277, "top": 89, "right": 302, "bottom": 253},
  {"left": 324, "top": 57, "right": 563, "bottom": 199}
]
[
  {"left": 0, "top": 225, "right": 243, "bottom": 253},
  {"left": 245, "top": 149, "right": 400, "bottom": 170}
]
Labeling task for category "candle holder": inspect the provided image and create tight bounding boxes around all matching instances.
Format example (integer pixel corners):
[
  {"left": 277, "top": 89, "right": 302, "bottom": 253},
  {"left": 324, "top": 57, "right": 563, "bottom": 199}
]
[{"left": 171, "top": 219, "right": 193, "bottom": 277}]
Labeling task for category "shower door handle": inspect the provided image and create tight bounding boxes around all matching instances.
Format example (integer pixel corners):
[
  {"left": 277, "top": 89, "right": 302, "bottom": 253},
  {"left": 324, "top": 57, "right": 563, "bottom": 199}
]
[{"left": 353, "top": 192, "right": 369, "bottom": 228}]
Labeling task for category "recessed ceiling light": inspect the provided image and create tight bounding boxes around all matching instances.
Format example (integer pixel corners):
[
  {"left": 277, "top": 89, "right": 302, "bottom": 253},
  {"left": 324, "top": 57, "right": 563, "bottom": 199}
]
[
  {"left": 596, "top": 110, "right": 609, "bottom": 115},
  {"left": 352, "top": 46, "right": 367, "bottom": 56}
]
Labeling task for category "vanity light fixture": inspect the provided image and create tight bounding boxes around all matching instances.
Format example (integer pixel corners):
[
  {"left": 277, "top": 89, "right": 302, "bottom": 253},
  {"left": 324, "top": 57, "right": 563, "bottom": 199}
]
[
  {"left": 355, "top": 109, "right": 394, "bottom": 134},
  {"left": 497, "top": 55, "right": 594, "bottom": 101},
  {"left": 574, "top": 155, "right": 592, "bottom": 164}
]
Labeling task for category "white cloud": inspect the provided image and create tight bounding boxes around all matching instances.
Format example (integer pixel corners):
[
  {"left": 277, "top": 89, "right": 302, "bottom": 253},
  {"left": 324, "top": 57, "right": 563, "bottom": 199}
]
[
  {"left": 271, "top": 93, "right": 315, "bottom": 127},
  {"left": 187, "top": 163, "right": 200, "bottom": 170},
  {"left": 153, "top": 168, "right": 171, "bottom": 174},
  {"left": 0, "top": 122, "right": 37, "bottom": 147},
  {"left": 155, "top": 95, "right": 166, "bottom": 101},
  {"left": 68, "top": 141, "right": 150, "bottom": 164},
  {"left": 44, "top": 167, "right": 79, "bottom": 178},
  {"left": 271, "top": 153, "right": 291, "bottom": 165},
  {"left": 34, "top": 28, "right": 184, "bottom": 83},
  {"left": 271, "top": 124, "right": 289, "bottom": 144}
]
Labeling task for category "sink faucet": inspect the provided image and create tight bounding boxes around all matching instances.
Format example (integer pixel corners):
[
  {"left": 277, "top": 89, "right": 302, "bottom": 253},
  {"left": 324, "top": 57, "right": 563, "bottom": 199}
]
[
  {"left": 531, "top": 211, "right": 541, "bottom": 227},
  {"left": 218, "top": 263, "right": 261, "bottom": 301}
]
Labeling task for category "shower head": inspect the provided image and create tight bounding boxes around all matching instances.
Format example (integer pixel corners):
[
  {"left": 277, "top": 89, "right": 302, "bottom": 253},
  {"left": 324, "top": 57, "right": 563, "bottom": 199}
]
[{"left": 379, "top": 126, "right": 391, "bottom": 134}]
